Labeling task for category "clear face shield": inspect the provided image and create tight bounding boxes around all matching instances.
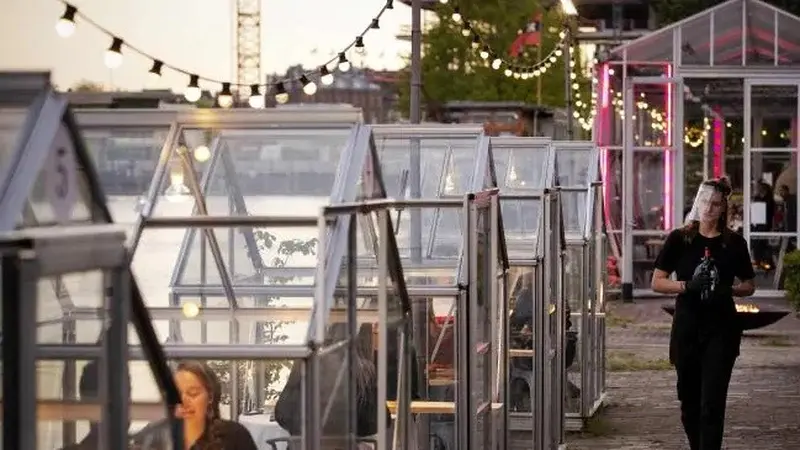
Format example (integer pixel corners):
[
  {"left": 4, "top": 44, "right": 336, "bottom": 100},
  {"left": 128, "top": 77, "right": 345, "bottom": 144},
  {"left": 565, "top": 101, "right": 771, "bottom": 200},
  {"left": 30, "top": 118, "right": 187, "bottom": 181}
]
[{"left": 684, "top": 184, "right": 720, "bottom": 225}]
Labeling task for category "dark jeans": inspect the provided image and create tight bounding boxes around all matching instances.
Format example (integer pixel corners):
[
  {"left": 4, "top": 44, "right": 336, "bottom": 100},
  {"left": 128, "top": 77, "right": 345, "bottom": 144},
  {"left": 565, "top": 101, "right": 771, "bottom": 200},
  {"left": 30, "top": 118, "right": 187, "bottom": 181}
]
[{"left": 674, "top": 332, "right": 738, "bottom": 450}]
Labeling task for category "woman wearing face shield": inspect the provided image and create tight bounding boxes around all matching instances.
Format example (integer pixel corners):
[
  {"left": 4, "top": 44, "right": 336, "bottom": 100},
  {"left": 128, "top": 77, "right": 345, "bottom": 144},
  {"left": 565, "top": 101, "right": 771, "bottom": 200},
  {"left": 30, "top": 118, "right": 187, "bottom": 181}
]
[{"left": 651, "top": 177, "right": 756, "bottom": 450}]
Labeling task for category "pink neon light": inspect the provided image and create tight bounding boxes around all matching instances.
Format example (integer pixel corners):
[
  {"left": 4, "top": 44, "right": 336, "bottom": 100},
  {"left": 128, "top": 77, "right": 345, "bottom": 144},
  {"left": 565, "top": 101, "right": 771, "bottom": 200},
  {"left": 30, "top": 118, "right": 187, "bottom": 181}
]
[
  {"left": 664, "top": 64, "right": 673, "bottom": 229},
  {"left": 713, "top": 114, "right": 723, "bottom": 178},
  {"left": 598, "top": 63, "right": 612, "bottom": 237}
]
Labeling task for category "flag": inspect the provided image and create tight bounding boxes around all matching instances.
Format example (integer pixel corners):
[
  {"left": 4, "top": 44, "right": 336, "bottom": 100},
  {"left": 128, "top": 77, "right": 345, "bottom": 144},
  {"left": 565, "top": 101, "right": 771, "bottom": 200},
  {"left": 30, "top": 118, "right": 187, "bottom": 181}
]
[{"left": 508, "top": 13, "right": 542, "bottom": 58}]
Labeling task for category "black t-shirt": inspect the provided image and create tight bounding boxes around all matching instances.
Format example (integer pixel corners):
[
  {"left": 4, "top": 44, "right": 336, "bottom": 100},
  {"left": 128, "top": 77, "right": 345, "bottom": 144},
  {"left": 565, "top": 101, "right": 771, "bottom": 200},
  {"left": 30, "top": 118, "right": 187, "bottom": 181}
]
[
  {"left": 655, "top": 229, "right": 755, "bottom": 323},
  {"left": 189, "top": 420, "right": 258, "bottom": 450}
]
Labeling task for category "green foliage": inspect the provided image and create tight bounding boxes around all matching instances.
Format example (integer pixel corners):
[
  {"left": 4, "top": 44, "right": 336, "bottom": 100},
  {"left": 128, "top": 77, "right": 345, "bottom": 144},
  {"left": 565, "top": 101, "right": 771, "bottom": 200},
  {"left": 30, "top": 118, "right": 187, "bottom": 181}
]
[
  {"left": 397, "top": 1, "right": 571, "bottom": 117},
  {"left": 783, "top": 250, "right": 800, "bottom": 312},
  {"left": 208, "top": 232, "right": 318, "bottom": 408}
]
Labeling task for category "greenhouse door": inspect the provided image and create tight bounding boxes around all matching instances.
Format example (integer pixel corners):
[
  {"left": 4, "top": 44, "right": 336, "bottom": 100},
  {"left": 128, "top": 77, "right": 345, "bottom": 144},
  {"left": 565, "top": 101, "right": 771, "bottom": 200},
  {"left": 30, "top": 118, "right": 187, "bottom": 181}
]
[
  {"left": 743, "top": 79, "right": 800, "bottom": 296},
  {"left": 621, "top": 77, "right": 684, "bottom": 301}
]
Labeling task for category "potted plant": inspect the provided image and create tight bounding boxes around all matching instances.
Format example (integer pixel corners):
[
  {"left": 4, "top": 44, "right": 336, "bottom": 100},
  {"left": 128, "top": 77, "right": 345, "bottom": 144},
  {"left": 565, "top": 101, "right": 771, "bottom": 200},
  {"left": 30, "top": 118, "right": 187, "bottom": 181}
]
[{"left": 783, "top": 249, "right": 800, "bottom": 313}]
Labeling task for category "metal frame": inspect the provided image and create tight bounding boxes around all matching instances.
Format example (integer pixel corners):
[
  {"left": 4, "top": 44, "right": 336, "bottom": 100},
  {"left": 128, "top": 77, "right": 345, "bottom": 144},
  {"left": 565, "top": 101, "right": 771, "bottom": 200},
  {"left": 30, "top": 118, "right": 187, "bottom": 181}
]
[
  {"left": 490, "top": 136, "right": 568, "bottom": 450},
  {"left": 0, "top": 72, "right": 184, "bottom": 450},
  {"left": 742, "top": 78, "right": 800, "bottom": 296},
  {"left": 0, "top": 225, "right": 132, "bottom": 450},
  {"left": 551, "top": 141, "right": 608, "bottom": 430},
  {"left": 596, "top": 0, "right": 800, "bottom": 298},
  {"left": 367, "top": 123, "right": 510, "bottom": 450}
]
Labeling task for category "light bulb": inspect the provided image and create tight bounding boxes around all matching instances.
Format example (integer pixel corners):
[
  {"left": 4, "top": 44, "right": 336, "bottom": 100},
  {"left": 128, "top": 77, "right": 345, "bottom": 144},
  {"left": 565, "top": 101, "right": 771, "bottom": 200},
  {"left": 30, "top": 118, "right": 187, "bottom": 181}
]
[
  {"left": 248, "top": 85, "right": 264, "bottom": 108},
  {"left": 355, "top": 36, "right": 365, "bottom": 56},
  {"left": 320, "top": 66, "right": 334, "bottom": 85},
  {"left": 148, "top": 60, "right": 163, "bottom": 82},
  {"left": 461, "top": 26, "right": 471, "bottom": 37},
  {"left": 217, "top": 82, "right": 234, "bottom": 108},
  {"left": 439, "top": 0, "right": 448, "bottom": 4},
  {"left": 55, "top": 5, "right": 77, "bottom": 38},
  {"left": 104, "top": 37, "right": 124, "bottom": 69},
  {"left": 491, "top": 58, "right": 502, "bottom": 70},
  {"left": 184, "top": 75, "right": 201, "bottom": 102},
  {"left": 273, "top": 82, "right": 289, "bottom": 104},
  {"left": 451, "top": 8, "right": 461, "bottom": 22},
  {"left": 182, "top": 302, "right": 200, "bottom": 318},
  {"left": 471, "top": 36, "right": 480, "bottom": 49},
  {"left": 337, "top": 53, "right": 351, "bottom": 72},
  {"left": 504, "top": 69, "right": 512, "bottom": 77},
  {"left": 300, "top": 75, "right": 317, "bottom": 96},
  {"left": 479, "top": 46, "right": 490, "bottom": 60},
  {"left": 193, "top": 145, "right": 211, "bottom": 162},
  {"left": 555, "top": 49, "right": 563, "bottom": 57}
]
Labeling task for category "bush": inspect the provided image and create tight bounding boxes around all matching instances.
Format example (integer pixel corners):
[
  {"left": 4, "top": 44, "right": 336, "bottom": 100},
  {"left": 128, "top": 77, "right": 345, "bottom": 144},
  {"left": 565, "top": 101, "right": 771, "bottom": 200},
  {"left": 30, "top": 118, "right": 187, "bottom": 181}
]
[{"left": 783, "top": 249, "right": 800, "bottom": 312}]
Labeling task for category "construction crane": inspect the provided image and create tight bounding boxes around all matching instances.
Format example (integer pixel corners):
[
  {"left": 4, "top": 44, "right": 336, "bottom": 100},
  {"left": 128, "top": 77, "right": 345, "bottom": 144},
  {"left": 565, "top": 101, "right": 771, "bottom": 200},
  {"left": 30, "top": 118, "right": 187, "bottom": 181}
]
[{"left": 236, "top": 0, "right": 262, "bottom": 95}]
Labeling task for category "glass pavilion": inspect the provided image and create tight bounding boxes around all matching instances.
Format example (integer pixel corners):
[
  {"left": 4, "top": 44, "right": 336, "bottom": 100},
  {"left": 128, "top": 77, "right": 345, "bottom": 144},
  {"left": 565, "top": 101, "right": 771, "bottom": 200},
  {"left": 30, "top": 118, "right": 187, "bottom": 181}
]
[
  {"left": 0, "top": 72, "right": 585, "bottom": 450},
  {"left": 551, "top": 141, "right": 607, "bottom": 428},
  {"left": 595, "top": 0, "right": 800, "bottom": 299},
  {"left": 491, "top": 136, "right": 567, "bottom": 450}
]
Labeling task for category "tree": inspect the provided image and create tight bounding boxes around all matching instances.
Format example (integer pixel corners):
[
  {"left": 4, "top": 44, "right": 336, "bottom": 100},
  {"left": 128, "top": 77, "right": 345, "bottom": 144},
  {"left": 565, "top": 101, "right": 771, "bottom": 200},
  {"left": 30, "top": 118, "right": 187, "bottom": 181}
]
[
  {"left": 207, "top": 232, "right": 318, "bottom": 410},
  {"left": 397, "top": 1, "right": 571, "bottom": 117},
  {"left": 70, "top": 80, "right": 105, "bottom": 92}
]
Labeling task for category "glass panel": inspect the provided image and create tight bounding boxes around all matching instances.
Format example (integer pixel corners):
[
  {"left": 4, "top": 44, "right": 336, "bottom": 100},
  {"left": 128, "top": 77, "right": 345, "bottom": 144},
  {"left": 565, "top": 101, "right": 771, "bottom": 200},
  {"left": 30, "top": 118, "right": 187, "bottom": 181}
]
[
  {"left": 777, "top": 14, "right": 800, "bottom": 65},
  {"left": 0, "top": 108, "right": 27, "bottom": 176},
  {"left": 493, "top": 147, "right": 549, "bottom": 190},
  {"left": 631, "top": 84, "right": 669, "bottom": 149},
  {"left": 632, "top": 234, "right": 667, "bottom": 290},
  {"left": 82, "top": 126, "right": 172, "bottom": 225},
  {"left": 712, "top": 1, "right": 744, "bottom": 65},
  {"left": 37, "top": 271, "right": 104, "bottom": 343},
  {"left": 554, "top": 149, "right": 592, "bottom": 187},
  {"left": 374, "top": 135, "right": 478, "bottom": 197},
  {"left": 632, "top": 152, "right": 667, "bottom": 230},
  {"left": 680, "top": 14, "right": 711, "bottom": 65},
  {"left": 751, "top": 236, "right": 793, "bottom": 290},
  {"left": 153, "top": 128, "right": 352, "bottom": 217},
  {"left": 749, "top": 85, "right": 797, "bottom": 150},
  {"left": 22, "top": 125, "right": 93, "bottom": 227},
  {"left": 562, "top": 191, "right": 587, "bottom": 236},
  {"left": 749, "top": 152, "right": 796, "bottom": 232},
  {"left": 746, "top": 2, "right": 779, "bottom": 66},
  {"left": 502, "top": 198, "right": 541, "bottom": 259}
]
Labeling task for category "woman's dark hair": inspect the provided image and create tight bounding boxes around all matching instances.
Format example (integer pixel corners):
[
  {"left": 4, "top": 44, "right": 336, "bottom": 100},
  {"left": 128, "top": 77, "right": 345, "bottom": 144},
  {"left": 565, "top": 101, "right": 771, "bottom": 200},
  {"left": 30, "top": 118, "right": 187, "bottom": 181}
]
[
  {"left": 176, "top": 361, "right": 224, "bottom": 450},
  {"left": 682, "top": 177, "right": 733, "bottom": 242}
]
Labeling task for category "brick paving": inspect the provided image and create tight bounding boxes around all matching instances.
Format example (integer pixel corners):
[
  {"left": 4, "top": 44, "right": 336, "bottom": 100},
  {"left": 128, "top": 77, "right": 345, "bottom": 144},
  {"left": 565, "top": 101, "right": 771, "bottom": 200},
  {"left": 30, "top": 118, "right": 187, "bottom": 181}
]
[{"left": 566, "top": 298, "right": 800, "bottom": 450}]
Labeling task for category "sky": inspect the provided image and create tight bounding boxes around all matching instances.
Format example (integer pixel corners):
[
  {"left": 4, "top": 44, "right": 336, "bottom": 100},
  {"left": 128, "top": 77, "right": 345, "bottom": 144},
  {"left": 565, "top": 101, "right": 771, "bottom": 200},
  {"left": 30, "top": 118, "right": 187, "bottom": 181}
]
[{"left": 1, "top": 0, "right": 413, "bottom": 92}]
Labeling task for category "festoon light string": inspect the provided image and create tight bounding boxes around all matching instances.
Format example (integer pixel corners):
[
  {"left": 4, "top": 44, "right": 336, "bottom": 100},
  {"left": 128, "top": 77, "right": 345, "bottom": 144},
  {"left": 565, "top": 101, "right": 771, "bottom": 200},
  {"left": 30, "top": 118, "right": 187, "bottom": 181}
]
[
  {"left": 54, "top": 0, "right": 394, "bottom": 108},
  {"left": 439, "top": 0, "right": 569, "bottom": 79}
]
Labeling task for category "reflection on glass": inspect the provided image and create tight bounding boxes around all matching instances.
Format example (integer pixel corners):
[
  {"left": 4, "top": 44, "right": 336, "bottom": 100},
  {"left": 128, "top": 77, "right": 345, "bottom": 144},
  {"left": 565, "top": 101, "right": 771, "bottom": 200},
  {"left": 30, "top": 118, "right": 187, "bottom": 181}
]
[
  {"left": 0, "top": 108, "right": 27, "bottom": 175},
  {"left": 555, "top": 150, "right": 591, "bottom": 187},
  {"left": 562, "top": 191, "right": 588, "bottom": 235},
  {"left": 494, "top": 147, "right": 549, "bottom": 189}
]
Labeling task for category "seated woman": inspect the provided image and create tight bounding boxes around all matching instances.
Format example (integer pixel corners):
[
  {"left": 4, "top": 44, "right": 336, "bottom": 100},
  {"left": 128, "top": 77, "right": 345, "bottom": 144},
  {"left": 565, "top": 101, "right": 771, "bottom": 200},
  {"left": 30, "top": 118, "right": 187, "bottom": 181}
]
[
  {"left": 61, "top": 360, "right": 109, "bottom": 450},
  {"left": 274, "top": 323, "right": 390, "bottom": 449},
  {"left": 174, "top": 361, "right": 258, "bottom": 450}
]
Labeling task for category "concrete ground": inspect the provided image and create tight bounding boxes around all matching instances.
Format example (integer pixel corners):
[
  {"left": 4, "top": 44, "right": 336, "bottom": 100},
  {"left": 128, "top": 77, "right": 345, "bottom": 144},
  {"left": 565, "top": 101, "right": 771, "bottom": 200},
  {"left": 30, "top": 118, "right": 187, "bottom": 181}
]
[{"left": 566, "top": 297, "right": 800, "bottom": 450}]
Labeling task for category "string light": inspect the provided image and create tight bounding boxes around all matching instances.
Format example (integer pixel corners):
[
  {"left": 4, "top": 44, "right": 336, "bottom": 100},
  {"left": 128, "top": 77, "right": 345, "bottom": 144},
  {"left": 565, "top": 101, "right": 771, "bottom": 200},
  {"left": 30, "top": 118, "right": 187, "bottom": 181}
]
[
  {"left": 184, "top": 75, "right": 201, "bottom": 103},
  {"left": 53, "top": 0, "right": 393, "bottom": 107},
  {"left": 248, "top": 85, "right": 265, "bottom": 109},
  {"left": 104, "top": 37, "right": 124, "bottom": 69},
  {"left": 445, "top": 4, "right": 570, "bottom": 76},
  {"left": 55, "top": 4, "right": 77, "bottom": 38},
  {"left": 217, "top": 83, "right": 234, "bottom": 109}
]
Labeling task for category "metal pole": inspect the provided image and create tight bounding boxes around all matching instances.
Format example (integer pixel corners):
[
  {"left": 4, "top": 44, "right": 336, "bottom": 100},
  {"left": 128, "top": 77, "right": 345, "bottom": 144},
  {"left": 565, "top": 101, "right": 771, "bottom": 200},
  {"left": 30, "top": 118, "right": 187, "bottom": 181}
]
[
  {"left": 409, "top": 1, "right": 430, "bottom": 448},
  {"left": 564, "top": 27, "right": 574, "bottom": 139}
]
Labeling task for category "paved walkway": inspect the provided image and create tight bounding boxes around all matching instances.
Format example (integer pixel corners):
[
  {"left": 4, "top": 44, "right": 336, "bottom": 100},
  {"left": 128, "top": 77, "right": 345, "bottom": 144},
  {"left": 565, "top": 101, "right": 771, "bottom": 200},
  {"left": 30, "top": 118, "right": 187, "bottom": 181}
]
[{"left": 567, "top": 298, "right": 800, "bottom": 449}]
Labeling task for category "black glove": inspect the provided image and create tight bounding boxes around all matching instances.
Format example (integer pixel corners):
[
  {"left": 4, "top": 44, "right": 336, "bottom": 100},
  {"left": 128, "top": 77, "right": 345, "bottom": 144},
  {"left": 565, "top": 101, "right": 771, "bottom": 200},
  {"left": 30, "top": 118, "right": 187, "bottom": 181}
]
[
  {"left": 714, "top": 283, "right": 733, "bottom": 299},
  {"left": 685, "top": 271, "right": 711, "bottom": 294}
]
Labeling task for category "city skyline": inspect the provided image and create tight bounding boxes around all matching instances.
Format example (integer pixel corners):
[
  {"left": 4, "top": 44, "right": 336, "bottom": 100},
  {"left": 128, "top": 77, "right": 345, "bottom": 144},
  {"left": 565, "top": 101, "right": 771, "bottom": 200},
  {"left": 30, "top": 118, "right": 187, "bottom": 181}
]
[{"left": 1, "top": 0, "right": 410, "bottom": 92}]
